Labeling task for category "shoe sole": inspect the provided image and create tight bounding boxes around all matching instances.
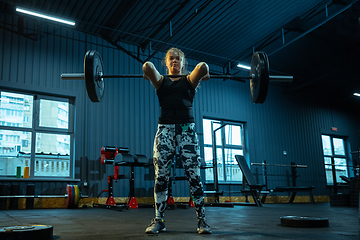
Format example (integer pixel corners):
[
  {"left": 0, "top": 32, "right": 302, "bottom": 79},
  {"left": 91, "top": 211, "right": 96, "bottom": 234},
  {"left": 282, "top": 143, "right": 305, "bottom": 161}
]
[
  {"left": 145, "top": 228, "right": 166, "bottom": 234},
  {"left": 197, "top": 229, "right": 212, "bottom": 234}
]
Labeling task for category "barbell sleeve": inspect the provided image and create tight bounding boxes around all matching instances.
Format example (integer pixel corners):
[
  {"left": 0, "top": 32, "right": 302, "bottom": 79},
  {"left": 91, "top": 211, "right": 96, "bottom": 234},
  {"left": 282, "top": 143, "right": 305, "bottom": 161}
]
[
  {"left": 269, "top": 75, "right": 293, "bottom": 82},
  {"left": 61, "top": 73, "right": 85, "bottom": 80}
]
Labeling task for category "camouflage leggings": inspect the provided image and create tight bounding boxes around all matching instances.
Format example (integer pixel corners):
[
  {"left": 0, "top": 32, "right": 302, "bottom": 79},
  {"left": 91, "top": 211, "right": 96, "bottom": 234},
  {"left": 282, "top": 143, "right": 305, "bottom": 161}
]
[{"left": 153, "top": 123, "right": 205, "bottom": 220}]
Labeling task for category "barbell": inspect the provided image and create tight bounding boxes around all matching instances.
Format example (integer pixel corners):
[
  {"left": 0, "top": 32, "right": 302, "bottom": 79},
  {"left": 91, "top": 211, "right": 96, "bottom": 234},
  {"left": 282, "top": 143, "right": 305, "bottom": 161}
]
[
  {"left": 61, "top": 50, "right": 293, "bottom": 103},
  {"left": 251, "top": 163, "right": 308, "bottom": 168},
  {"left": 0, "top": 185, "right": 81, "bottom": 209}
]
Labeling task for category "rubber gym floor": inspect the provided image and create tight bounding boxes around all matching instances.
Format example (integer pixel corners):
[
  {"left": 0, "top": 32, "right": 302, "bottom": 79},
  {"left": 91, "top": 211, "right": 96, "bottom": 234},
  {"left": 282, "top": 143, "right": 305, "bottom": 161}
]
[{"left": 0, "top": 203, "right": 358, "bottom": 240}]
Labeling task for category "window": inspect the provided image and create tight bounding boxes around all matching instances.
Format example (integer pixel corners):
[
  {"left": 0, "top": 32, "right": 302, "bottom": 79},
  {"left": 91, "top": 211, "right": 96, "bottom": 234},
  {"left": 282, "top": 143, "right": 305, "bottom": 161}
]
[
  {"left": 39, "top": 99, "right": 69, "bottom": 129},
  {"left": 203, "top": 118, "right": 244, "bottom": 183},
  {"left": 0, "top": 91, "right": 74, "bottom": 178},
  {"left": 322, "top": 135, "right": 348, "bottom": 185}
]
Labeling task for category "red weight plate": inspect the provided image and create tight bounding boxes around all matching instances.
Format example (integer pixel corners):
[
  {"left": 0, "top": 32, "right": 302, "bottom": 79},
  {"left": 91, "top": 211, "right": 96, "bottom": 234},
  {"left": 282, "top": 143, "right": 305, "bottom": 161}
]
[{"left": 65, "top": 185, "right": 73, "bottom": 209}]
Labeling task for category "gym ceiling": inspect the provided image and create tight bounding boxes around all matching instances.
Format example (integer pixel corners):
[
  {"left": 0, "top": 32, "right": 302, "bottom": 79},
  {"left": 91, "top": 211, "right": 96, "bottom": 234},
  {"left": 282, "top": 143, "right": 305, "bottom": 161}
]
[{"left": 1, "top": 0, "right": 360, "bottom": 108}]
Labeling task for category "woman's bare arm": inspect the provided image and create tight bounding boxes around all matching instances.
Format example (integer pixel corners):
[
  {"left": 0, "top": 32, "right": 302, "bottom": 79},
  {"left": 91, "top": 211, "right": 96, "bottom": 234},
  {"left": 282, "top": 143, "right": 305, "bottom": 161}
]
[
  {"left": 187, "top": 62, "right": 210, "bottom": 89},
  {"left": 143, "top": 61, "right": 163, "bottom": 90}
]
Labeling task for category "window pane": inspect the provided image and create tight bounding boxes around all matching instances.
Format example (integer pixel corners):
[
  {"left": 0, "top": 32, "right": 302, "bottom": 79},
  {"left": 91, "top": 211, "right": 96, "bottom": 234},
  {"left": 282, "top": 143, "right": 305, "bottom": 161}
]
[
  {"left": 215, "top": 147, "right": 224, "bottom": 181},
  {"left": 324, "top": 164, "right": 332, "bottom": 170},
  {"left": 0, "top": 130, "right": 32, "bottom": 176},
  {"left": 225, "top": 125, "right": 241, "bottom": 146},
  {"left": 203, "top": 119, "right": 221, "bottom": 145},
  {"left": 325, "top": 163, "right": 348, "bottom": 185},
  {"left": 34, "top": 133, "right": 70, "bottom": 177},
  {"left": 39, "top": 99, "right": 69, "bottom": 129},
  {"left": 204, "top": 147, "right": 213, "bottom": 165},
  {"left": 0, "top": 91, "right": 33, "bottom": 128},
  {"left": 322, "top": 135, "right": 332, "bottom": 155},
  {"left": 224, "top": 149, "right": 243, "bottom": 181},
  {"left": 325, "top": 158, "right": 348, "bottom": 185},
  {"left": 335, "top": 165, "right": 348, "bottom": 183},
  {"left": 224, "top": 149, "right": 243, "bottom": 165},
  {"left": 334, "top": 158, "right": 347, "bottom": 183},
  {"left": 324, "top": 157, "right": 332, "bottom": 164},
  {"left": 333, "top": 138, "right": 345, "bottom": 156},
  {"left": 334, "top": 158, "right": 347, "bottom": 166},
  {"left": 36, "top": 133, "right": 70, "bottom": 155},
  {"left": 204, "top": 147, "right": 223, "bottom": 181},
  {"left": 203, "top": 119, "right": 212, "bottom": 145},
  {"left": 325, "top": 168, "right": 333, "bottom": 185}
]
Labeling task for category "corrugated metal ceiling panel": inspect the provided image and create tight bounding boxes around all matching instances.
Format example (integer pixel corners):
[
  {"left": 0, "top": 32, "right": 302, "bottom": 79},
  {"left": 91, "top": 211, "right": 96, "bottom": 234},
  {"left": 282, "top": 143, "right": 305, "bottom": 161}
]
[
  {"left": 1, "top": 0, "right": 359, "bottom": 106},
  {"left": 2, "top": 0, "right": 330, "bottom": 63}
]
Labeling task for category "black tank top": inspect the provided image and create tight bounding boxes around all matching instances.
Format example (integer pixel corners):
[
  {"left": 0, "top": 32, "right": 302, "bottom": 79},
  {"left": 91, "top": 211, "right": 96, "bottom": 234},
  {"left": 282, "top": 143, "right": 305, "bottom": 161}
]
[{"left": 156, "top": 76, "right": 195, "bottom": 124}]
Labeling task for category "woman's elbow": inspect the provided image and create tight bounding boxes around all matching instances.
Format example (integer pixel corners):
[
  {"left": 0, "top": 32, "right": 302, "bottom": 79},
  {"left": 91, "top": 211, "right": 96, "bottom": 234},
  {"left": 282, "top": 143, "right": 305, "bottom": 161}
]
[
  {"left": 197, "top": 62, "right": 209, "bottom": 74},
  {"left": 142, "top": 61, "right": 155, "bottom": 73}
]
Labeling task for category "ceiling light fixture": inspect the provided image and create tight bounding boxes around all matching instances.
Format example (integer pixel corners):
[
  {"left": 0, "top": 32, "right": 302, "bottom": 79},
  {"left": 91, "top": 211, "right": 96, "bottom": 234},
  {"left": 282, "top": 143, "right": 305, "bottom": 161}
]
[
  {"left": 16, "top": 7, "right": 75, "bottom": 26},
  {"left": 353, "top": 93, "right": 360, "bottom": 97},
  {"left": 237, "top": 63, "right": 251, "bottom": 70}
]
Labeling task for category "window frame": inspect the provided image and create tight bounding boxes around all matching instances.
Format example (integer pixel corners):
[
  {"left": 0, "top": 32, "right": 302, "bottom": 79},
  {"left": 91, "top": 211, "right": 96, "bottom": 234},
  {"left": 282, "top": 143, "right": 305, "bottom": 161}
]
[
  {"left": 0, "top": 90, "right": 75, "bottom": 179},
  {"left": 321, "top": 134, "right": 349, "bottom": 187},
  {"left": 203, "top": 118, "right": 245, "bottom": 183}
]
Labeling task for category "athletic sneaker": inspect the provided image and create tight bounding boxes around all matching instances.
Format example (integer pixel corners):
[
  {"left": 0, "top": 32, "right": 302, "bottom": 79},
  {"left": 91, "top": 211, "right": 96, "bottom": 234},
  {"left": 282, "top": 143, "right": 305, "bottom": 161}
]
[
  {"left": 145, "top": 218, "right": 166, "bottom": 234},
  {"left": 197, "top": 218, "right": 212, "bottom": 234}
]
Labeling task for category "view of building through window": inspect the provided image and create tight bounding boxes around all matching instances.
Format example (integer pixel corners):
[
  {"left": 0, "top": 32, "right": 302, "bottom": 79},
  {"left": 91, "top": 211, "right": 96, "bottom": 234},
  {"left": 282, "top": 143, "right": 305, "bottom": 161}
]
[
  {"left": 0, "top": 91, "right": 71, "bottom": 177},
  {"left": 203, "top": 119, "right": 244, "bottom": 183}
]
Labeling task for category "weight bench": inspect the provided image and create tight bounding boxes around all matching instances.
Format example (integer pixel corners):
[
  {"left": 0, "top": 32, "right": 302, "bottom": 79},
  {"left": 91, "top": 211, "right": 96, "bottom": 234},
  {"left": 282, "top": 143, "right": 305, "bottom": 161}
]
[
  {"left": 266, "top": 186, "right": 315, "bottom": 204},
  {"left": 252, "top": 160, "right": 316, "bottom": 204},
  {"left": 235, "top": 155, "right": 268, "bottom": 206},
  {"left": 100, "top": 146, "right": 151, "bottom": 209}
]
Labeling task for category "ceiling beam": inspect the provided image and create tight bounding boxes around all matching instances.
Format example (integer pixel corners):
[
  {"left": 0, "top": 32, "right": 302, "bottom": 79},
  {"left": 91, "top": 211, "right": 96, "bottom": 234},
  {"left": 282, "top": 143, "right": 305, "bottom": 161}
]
[
  {"left": 143, "top": 0, "right": 214, "bottom": 62},
  {"left": 102, "top": 35, "right": 144, "bottom": 64},
  {"left": 139, "top": 0, "right": 191, "bottom": 52}
]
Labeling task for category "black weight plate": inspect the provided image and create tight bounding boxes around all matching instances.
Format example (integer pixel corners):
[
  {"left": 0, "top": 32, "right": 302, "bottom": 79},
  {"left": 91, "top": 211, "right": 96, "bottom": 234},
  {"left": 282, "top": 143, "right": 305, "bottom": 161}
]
[
  {"left": 71, "top": 185, "right": 76, "bottom": 208},
  {"left": 250, "top": 52, "right": 269, "bottom": 104},
  {"left": 84, "top": 50, "right": 105, "bottom": 102},
  {"left": 280, "top": 216, "right": 329, "bottom": 228},
  {"left": 0, "top": 225, "right": 53, "bottom": 240}
]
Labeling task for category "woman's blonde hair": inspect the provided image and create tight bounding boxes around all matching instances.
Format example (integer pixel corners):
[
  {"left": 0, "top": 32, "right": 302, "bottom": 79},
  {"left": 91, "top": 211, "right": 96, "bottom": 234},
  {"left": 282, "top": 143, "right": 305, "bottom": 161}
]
[{"left": 164, "top": 47, "right": 188, "bottom": 75}]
